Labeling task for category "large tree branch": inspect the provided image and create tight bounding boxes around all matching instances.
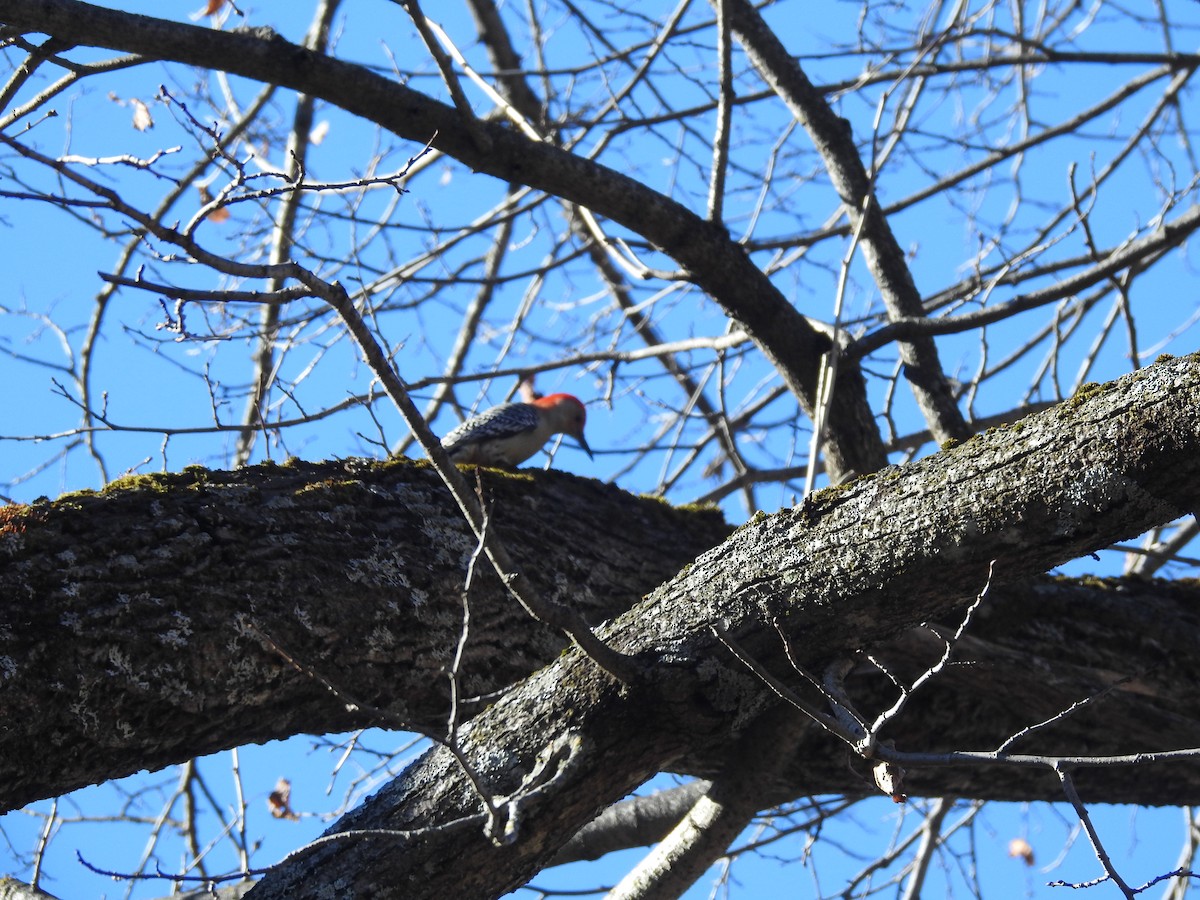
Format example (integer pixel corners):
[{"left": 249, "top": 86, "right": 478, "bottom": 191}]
[
  {"left": 558, "top": 573, "right": 1200, "bottom": 868},
  {"left": 3, "top": 363, "right": 1199, "bottom": 818},
  {"left": 0, "top": 0, "right": 886, "bottom": 479},
  {"left": 7, "top": 466, "right": 1199, "bottom": 816},
  {"left": 0, "top": 465, "right": 730, "bottom": 813},
  {"left": 243, "top": 354, "right": 1200, "bottom": 898}
]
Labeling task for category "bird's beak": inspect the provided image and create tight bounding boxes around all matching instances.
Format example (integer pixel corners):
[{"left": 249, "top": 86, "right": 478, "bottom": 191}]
[{"left": 577, "top": 434, "right": 594, "bottom": 459}]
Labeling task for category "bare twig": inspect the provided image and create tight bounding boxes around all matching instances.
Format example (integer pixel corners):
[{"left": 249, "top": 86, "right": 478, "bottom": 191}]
[{"left": 1053, "top": 765, "right": 1136, "bottom": 898}]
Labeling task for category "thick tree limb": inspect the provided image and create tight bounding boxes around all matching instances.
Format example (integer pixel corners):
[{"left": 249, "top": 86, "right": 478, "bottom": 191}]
[
  {"left": 559, "top": 571, "right": 1200, "bottom": 867},
  {"left": 3, "top": 361, "right": 1200, "bottom": 827},
  {"left": 0, "top": 464, "right": 729, "bottom": 812},
  {"left": 677, "top": 576, "right": 1200, "bottom": 805},
  {"left": 244, "top": 354, "right": 1200, "bottom": 898}
]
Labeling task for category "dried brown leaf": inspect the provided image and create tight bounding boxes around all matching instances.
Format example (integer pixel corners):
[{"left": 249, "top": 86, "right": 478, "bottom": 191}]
[
  {"left": 267, "top": 777, "right": 299, "bottom": 821},
  {"left": 1008, "top": 837, "right": 1035, "bottom": 866},
  {"left": 197, "top": 185, "right": 231, "bottom": 223}
]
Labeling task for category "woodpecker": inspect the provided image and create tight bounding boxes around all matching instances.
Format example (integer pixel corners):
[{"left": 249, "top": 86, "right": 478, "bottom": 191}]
[{"left": 440, "top": 393, "right": 593, "bottom": 467}]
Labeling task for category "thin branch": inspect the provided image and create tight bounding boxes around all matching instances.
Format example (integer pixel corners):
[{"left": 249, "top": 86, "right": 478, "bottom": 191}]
[
  {"left": 706, "top": 0, "right": 732, "bottom": 222},
  {"left": 1053, "top": 765, "right": 1136, "bottom": 898}
]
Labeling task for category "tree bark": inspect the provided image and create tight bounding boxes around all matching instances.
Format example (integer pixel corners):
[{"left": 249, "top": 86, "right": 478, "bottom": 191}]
[
  {"left": 3, "top": 357, "right": 1200, "bottom": 897},
  {"left": 240, "top": 354, "right": 1200, "bottom": 899},
  {"left": 0, "top": 463, "right": 729, "bottom": 812}
]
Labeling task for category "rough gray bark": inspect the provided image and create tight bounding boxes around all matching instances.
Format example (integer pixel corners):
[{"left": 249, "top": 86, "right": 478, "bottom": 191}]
[
  {"left": 240, "top": 354, "right": 1200, "bottom": 899},
  {"left": 2, "top": 357, "right": 1199, "bottom": 897},
  {"left": 0, "top": 877, "right": 63, "bottom": 900},
  {"left": 555, "top": 572, "right": 1200, "bottom": 866},
  {"left": 0, "top": 463, "right": 729, "bottom": 812},
  {"left": 605, "top": 707, "right": 812, "bottom": 900}
]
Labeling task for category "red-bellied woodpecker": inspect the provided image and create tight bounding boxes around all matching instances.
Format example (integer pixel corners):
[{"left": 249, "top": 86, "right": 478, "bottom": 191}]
[{"left": 440, "top": 393, "right": 593, "bottom": 467}]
